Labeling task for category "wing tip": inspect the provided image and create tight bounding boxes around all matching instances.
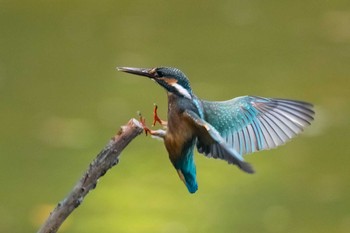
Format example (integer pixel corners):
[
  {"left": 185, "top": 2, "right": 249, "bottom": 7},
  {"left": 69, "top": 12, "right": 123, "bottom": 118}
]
[{"left": 239, "top": 161, "right": 255, "bottom": 174}]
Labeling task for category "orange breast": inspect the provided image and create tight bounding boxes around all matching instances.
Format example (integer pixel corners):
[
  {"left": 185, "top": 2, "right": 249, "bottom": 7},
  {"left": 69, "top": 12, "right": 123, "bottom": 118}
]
[{"left": 164, "top": 112, "right": 196, "bottom": 163}]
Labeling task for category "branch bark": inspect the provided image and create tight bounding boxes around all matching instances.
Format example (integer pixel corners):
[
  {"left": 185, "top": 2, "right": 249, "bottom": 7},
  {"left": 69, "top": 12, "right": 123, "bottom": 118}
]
[{"left": 37, "top": 118, "right": 144, "bottom": 233}]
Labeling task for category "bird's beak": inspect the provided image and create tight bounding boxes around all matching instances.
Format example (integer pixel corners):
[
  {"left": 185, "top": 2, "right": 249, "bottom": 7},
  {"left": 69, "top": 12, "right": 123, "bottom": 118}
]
[{"left": 117, "top": 67, "right": 158, "bottom": 79}]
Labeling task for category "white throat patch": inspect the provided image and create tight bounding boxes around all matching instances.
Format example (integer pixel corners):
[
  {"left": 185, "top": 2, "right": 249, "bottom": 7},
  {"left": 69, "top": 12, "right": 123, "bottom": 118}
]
[{"left": 171, "top": 82, "right": 192, "bottom": 99}]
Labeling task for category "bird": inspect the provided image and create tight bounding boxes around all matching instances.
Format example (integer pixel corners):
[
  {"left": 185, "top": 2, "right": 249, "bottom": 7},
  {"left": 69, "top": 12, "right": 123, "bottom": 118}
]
[{"left": 117, "top": 66, "right": 315, "bottom": 194}]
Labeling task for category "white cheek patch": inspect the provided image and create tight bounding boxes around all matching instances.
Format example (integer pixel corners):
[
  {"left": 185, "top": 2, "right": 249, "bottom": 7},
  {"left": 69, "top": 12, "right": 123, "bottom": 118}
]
[{"left": 171, "top": 82, "right": 192, "bottom": 99}]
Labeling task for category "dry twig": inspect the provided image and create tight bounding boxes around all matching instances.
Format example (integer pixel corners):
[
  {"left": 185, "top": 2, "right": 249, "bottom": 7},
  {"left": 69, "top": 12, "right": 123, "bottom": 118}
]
[{"left": 37, "top": 118, "right": 144, "bottom": 233}]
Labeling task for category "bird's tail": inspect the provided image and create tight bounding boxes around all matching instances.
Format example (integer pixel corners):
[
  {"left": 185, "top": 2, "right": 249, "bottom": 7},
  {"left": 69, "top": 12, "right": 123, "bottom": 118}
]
[
  {"left": 177, "top": 168, "right": 198, "bottom": 194},
  {"left": 175, "top": 151, "right": 198, "bottom": 194}
]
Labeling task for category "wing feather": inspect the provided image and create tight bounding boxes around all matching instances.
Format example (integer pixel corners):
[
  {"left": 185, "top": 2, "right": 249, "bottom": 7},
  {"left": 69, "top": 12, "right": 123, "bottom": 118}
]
[
  {"left": 183, "top": 110, "right": 254, "bottom": 173},
  {"left": 200, "top": 96, "right": 314, "bottom": 156}
]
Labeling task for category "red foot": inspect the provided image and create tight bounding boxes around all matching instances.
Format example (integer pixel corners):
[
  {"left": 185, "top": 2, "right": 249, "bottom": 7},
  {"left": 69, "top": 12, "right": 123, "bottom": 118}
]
[
  {"left": 138, "top": 104, "right": 165, "bottom": 136},
  {"left": 138, "top": 113, "right": 152, "bottom": 136},
  {"left": 152, "top": 104, "right": 163, "bottom": 126}
]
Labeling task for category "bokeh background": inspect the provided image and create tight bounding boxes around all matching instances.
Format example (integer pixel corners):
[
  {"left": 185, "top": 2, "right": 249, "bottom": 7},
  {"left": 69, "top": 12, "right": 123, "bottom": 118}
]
[{"left": 1, "top": 0, "right": 349, "bottom": 232}]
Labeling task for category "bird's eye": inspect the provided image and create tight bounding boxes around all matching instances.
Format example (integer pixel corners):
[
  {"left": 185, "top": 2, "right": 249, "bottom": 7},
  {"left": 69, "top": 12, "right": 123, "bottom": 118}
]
[{"left": 155, "top": 71, "right": 163, "bottom": 77}]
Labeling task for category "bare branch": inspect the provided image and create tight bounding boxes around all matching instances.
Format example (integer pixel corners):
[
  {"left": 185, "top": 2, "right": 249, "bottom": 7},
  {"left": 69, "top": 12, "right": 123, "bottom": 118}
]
[{"left": 37, "top": 118, "right": 144, "bottom": 233}]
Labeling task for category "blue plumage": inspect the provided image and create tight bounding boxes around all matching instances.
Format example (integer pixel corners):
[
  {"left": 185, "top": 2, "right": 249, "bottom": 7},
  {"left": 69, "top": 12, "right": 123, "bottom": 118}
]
[
  {"left": 118, "top": 66, "right": 315, "bottom": 194},
  {"left": 173, "top": 142, "right": 198, "bottom": 193},
  {"left": 200, "top": 96, "right": 314, "bottom": 157}
]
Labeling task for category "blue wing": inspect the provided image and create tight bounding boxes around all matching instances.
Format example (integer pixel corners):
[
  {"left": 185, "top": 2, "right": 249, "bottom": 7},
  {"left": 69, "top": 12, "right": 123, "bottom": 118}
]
[
  {"left": 199, "top": 96, "right": 314, "bottom": 156},
  {"left": 183, "top": 110, "right": 254, "bottom": 174}
]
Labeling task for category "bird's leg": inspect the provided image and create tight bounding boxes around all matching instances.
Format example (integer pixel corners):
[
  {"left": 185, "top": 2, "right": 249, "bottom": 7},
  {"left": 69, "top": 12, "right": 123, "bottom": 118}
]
[
  {"left": 138, "top": 111, "right": 166, "bottom": 139},
  {"left": 138, "top": 112, "right": 152, "bottom": 136},
  {"left": 152, "top": 104, "right": 167, "bottom": 127}
]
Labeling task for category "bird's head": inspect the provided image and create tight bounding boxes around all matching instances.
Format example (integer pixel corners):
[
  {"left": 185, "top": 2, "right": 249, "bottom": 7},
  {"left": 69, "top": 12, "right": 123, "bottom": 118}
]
[{"left": 118, "top": 67, "right": 193, "bottom": 99}]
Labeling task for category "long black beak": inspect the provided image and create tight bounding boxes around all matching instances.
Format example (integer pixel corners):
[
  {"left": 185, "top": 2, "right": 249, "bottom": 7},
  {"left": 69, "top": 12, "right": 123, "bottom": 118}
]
[{"left": 117, "top": 67, "right": 158, "bottom": 78}]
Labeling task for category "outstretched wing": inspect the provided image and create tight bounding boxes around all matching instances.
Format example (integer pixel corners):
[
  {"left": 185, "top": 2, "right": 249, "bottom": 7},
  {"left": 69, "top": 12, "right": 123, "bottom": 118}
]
[
  {"left": 183, "top": 110, "right": 254, "bottom": 174},
  {"left": 199, "top": 96, "right": 314, "bottom": 156}
]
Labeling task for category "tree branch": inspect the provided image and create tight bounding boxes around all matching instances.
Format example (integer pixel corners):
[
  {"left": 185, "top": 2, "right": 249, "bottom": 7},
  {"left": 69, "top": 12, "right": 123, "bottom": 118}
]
[{"left": 37, "top": 118, "right": 144, "bottom": 233}]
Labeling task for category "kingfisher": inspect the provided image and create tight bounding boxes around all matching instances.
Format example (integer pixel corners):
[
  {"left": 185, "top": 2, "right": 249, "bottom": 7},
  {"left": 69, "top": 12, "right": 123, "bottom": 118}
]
[{"left": 117, "top": 66, "right": 314, "bottom": 194}]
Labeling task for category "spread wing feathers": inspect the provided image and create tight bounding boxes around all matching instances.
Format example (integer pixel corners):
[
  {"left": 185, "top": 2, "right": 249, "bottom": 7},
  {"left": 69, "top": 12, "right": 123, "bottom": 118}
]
[
  {"left": 183, "top": 110, "right": 254, "bottom": 174},
  {"left": 200, "top": 96, "right": 314, "bottom": 156}
]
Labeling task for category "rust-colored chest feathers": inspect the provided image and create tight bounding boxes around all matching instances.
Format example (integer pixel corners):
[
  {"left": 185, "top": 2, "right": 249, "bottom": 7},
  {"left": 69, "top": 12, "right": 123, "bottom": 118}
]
[{"left": 164, "top": 94, "right": 197, "bottom": 162}]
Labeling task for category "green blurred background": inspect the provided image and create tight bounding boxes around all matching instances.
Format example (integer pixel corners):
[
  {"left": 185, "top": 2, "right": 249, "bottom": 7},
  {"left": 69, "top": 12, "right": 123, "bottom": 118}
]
[{"left": 1, "top": 0, "right": 349, "bottom": 232}]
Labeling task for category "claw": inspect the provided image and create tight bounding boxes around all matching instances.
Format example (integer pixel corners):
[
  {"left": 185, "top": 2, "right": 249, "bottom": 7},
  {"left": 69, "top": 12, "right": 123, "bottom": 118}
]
[
  {"left": 152, "top": 104, "right": 163, "bottom": 126},
  {"left": 138, "top": 111, "right": 151, "bottom": 136}
]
